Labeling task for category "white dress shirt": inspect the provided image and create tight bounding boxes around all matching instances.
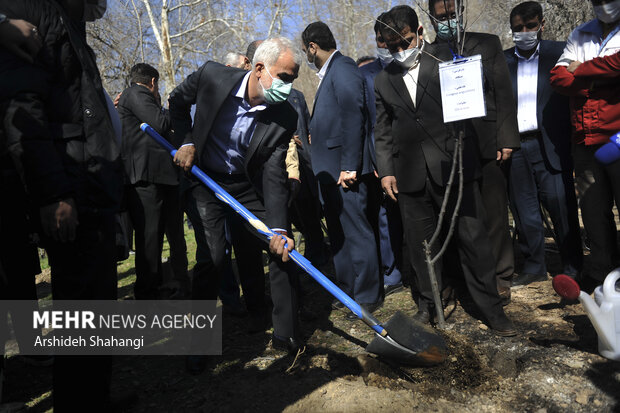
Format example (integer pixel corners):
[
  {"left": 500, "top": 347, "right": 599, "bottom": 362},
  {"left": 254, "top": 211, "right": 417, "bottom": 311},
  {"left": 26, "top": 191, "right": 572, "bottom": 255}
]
[
  {"left": 515, "top": 45, "right": 540, "bottom": 133},
  {"left": 317, "top": 50, "right": 338, "bottom": 88},
  {"left": 402, "top": 60, "right": 422, "bottom": 108}
]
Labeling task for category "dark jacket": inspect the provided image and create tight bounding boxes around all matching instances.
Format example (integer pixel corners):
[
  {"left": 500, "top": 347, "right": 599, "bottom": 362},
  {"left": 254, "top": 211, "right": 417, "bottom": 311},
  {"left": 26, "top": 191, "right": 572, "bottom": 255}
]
[
  {"left": 436, "top": 33, "right": 520, "bottom": 160},
  {"left": 168, "top": 62, "right": 297, "bottom": 229},
  {"left": 117, "top": 83, "right": 178, "bottom": 185},
  {"left": 0, "top": 0, "right": 123, "bottom": 213},
  {"left": 374, "top": 42, "right": 481, "bottom": 193},
  {"left": 505, "top": 40, "right": 572, "bottom": 172},
  {"left": 309, "top": 51, "right": 374, "bottom": 184},
  {"left": 360, "top": 58, "right": 387, "bottom": 169}
]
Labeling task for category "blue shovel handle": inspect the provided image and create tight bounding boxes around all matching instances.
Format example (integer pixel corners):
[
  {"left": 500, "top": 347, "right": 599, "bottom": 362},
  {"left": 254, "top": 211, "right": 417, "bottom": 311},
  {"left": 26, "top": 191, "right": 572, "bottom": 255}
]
[{"left": 140, "top": 123, "right": 387, "bottom": 336}]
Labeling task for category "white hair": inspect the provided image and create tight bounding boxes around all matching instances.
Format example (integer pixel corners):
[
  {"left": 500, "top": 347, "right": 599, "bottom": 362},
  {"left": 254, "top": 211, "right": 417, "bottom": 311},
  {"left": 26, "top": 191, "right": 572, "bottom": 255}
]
[
  {"left": 222, "top": 52, "right": 245, "bottom": 68},
  {"left": 252, "top": 36, "right": 302, "bottom": 68}
]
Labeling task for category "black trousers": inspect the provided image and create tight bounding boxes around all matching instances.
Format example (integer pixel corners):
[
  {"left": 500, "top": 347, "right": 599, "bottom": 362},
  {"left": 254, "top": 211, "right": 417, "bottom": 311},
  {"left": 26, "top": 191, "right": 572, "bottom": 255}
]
[
  {"left": 573, "top": 143, "right": 620, "bottom": 281},
  {"left": 480, "top": 160, "right": 515, "bottom": 288},
  {"left": 185, "top": 175, "right": 300, "bottom": 338},
  {"left": 0, "top": 166, "right": 40, "bottom": 353},
  {"left": 45, "top": 213, "right": 117, "bottom": 412},
  {"left": 127, "top": 182, "right": 187, "bottom": 298},
  {"left": 399, "top": 178, "right": 507, "bottom": 325},
  {"left": 290, "top": 164, "right": 324, "bottom": 260}
]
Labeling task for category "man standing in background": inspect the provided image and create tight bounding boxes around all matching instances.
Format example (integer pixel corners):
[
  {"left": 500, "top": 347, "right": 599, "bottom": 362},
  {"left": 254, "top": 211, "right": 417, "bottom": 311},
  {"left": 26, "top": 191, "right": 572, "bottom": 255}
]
[
  {"left": 504, "top": 1, "right": 582, "bottom": 287},
  {"left": 301, "top": 21, "right": 381, "bottom": 318},
  {"left": 550, "top": 0, "right": 620, "bottom": 288},
  {"left": 117, "top": 63, "right": 188, "bottom": 300}
]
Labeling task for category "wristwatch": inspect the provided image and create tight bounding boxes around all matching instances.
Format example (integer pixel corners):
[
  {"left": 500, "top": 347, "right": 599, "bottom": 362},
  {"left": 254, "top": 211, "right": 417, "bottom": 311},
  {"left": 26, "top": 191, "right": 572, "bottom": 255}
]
[{"left": 0, "top": 13, "right": 7, "bottom": 25}]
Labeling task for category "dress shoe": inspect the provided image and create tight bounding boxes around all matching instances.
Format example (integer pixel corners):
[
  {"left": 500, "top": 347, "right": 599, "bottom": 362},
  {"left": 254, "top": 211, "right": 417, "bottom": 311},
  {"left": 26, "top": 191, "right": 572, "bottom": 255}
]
[
  {"left": 331, "top": 299, "right": 345, "bottom": 310},
  {"left": 498, "top": 286, "right": 511, "bottom": 306},
  {"left": 270, "top": 334, "right": 304, "bottom": 354},
  {"left": 412, "top": 309, "right": 433, "bottom": 325},
  {"left": 488, "top": 318, "right": 517, "bottom": 337},
  {"left": 384, "top": 282, "right": 404, "bottom": 297},
  {"left": 346, "top": 299, "right": 383, "bottom": 320},
  {"left": 185, "top": 355, "right": 208, "bottom": 375},
  {"left": 511, "top": 272, "right": 547, "bottom": 286}
]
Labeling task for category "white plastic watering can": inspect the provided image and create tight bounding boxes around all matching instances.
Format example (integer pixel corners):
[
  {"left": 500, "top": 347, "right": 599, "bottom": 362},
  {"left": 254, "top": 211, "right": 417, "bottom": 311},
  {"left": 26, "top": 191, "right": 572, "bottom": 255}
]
[{"left": 581, "top": 269, "right": 620, "bottom": 361}]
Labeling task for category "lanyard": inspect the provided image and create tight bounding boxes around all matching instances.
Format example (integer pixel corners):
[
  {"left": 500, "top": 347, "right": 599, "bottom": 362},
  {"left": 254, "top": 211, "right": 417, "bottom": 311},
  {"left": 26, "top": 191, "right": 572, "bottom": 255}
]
[{"left": 448, "top": 45, "right": 464, "bottom": 61}]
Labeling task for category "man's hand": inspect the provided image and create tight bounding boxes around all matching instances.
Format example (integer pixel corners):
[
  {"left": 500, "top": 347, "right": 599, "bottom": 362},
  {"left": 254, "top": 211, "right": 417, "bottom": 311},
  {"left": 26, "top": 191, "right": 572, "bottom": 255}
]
[
  {"left": 39, "top": 198, "right": 79, "bottom": 243},
  {"left": 496, "top": 148, "right": 513, "bottom": 163},
  {"left": 337, "top": 171, "right": 357, "bottom": 189},
  {"left": 113, "top": 92, "right": 122, "bottom": 107},
  {"left": 293, "top": 134, "right": 303, "bottom": 148},
  {"left": 381, "top": 176, "right": 399, "bottom": 202},
  {"left": 567, "top": 60, "right": 582, "bottom": 74},
  {"left": 174, "top": 144, "right": 195, "bottom": 171},
  {"left": 0, "top": 18, "right": 43, "bottom": 63},
  {"left": 269, "top": 233, "right": 294, "bottom": 262}
]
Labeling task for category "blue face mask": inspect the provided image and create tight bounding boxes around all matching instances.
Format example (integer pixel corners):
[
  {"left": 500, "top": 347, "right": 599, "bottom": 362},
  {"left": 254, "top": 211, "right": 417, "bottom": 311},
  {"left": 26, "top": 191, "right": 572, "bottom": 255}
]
[
  {"left": 436, "top": 18, "right": 461, "bottom": 40},
  {"left": 260, "top": 66, "right": 292, "bottom": 105}
]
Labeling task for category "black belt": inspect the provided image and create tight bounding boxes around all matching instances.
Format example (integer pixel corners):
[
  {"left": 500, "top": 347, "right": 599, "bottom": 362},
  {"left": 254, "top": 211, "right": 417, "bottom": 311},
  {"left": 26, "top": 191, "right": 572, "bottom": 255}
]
[{"left": 520, "top": 130, "right": 541, "bottom": 142}]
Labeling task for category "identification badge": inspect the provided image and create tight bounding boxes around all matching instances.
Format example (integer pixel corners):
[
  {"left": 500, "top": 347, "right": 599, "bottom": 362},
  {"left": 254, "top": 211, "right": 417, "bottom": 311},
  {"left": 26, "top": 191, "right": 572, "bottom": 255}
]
[{"left": 438, "top": 54, "right": 486, "bottom": 123}]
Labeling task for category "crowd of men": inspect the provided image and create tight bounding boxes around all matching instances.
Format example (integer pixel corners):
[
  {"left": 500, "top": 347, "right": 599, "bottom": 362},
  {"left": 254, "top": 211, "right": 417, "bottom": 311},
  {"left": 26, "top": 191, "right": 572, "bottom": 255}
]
[{"left": 0, "top": 0, "right": 619, "bottom": 410}]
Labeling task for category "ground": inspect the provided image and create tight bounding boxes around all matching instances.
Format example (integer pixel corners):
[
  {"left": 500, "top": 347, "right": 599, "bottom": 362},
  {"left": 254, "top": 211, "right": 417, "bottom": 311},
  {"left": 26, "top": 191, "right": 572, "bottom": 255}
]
[{"left": 2, "top": 226, "right": 620, "bottom": 413}]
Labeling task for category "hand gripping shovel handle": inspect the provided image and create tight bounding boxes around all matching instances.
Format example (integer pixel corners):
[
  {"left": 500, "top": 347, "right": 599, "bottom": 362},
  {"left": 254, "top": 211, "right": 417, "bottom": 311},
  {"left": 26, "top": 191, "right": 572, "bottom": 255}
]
[{"left": 140, "top": 123, "right": 388, "bottom": 337}]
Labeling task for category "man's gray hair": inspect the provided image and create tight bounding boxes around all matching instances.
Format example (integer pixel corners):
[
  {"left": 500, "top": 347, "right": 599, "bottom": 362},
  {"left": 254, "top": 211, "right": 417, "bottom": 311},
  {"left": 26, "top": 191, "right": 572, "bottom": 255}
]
[
  {"left": 252, "top": 37, "right": 302, "bottom": 68},
  {"left": 222, "top": 52, "right": 245, "bottom": 68}
]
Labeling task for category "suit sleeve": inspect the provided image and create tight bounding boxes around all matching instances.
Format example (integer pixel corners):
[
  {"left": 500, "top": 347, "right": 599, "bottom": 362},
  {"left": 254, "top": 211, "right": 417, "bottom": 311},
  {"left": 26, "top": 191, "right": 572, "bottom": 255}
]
[
  {"left": 2, "top": 61, "right": 73, "bottom": 206},
  {"left": 490, "top": 36, "right": 519, "bottom": 150},
  {"left": 550, "top": 65, "right": 590, "bottom": 97},
  {"left": 573, "top": 51, "right": 620, "bottom": 78},
  {"left": 374, "top": 79, "right": 394, "bottom": 178},
  {"left": 333, "top": 62, "right": 366, "bottom": 172},
  {"left": 262, "top": 135, "right": 290, "bottom": 231},
  {"left": 126, "top": 87, "right": 171, "bottom": 137},
  {"left": 168, "top": 64, "right": 205, "bottom": 147}
]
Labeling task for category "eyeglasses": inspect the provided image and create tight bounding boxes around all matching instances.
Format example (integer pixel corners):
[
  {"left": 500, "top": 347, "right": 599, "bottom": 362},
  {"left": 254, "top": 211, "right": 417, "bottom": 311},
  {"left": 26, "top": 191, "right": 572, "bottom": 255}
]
[{"left": 511, "top": 21, "right": 541, "bottom": 32}]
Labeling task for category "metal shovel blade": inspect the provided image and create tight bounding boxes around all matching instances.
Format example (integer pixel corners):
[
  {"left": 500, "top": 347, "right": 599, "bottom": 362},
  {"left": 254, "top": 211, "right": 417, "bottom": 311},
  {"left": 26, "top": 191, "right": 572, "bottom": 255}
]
[{"left": 366, "top": 311, "right": 447, "bottom": 366}]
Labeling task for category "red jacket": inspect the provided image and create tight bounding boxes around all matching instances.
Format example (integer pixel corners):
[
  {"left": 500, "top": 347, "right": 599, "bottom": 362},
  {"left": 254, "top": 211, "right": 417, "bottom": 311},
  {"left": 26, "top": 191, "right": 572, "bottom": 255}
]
[{"left": 550, "top": 51, "right": 620, "bottom": 145}]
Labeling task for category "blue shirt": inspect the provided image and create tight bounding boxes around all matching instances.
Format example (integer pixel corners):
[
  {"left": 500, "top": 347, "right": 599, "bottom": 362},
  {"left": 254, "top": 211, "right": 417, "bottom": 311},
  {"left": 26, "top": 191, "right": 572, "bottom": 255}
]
[{"left": 201, "top": 72, "right": 267, "bottom": 174}]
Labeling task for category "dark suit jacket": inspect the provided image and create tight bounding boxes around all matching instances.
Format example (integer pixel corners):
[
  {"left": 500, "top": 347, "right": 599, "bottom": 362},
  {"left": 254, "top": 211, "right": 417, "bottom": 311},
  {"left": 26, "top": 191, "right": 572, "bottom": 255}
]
[
  {"left": 117, "top": 83, "right": 178, "bottom": 185},
  {"left": 360, "top": 58, "right": 386, "bottom": 169},
  {"left": 287, "top": 88, "right": 311, "bottom": 165},
  {"left": 437, "top": 33, "right": 520, "bottom": 160},
  {"left": 0, "top": 0, "right": 123, "bottom": 213},
  {"left": 309, "top": 51, "right": 373, "bottom": 184},
  {"left": 504, "top": 40, "right": 572, "bottom": 172},
  {"left": 374, "top": 43, "right": 480, "bottom": 193},
  {"left": 168, "top": 62, "right": 298, "bottom": 229}
]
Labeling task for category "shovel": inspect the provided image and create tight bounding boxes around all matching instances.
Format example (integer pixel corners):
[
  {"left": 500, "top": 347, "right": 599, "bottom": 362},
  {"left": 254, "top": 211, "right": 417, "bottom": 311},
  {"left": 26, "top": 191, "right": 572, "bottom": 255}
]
[{"left": 141, "top": 123, "right": 447, "bottom": 366}]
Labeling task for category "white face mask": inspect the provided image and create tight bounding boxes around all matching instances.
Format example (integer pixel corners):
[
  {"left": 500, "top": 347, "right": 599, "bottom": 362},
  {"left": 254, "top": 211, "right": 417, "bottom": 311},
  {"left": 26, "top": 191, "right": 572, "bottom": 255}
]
[
  {"left": 594, "top": 0, "right": 620, "bottom": 24},
  {"left": 83, "top": 0, "right": 107, "bottom": 22},
  {"left": 392, "top": 39, "right": 424, "bottom": 69},
  {"left": 377, "top": 47, "right": 394, "bottom": 65},
  {"left": 512, "top": 29, "right": 540, "bottom": 51},
  {"left": 306, "top": 48, "right": 318, "bottom": 71}
]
